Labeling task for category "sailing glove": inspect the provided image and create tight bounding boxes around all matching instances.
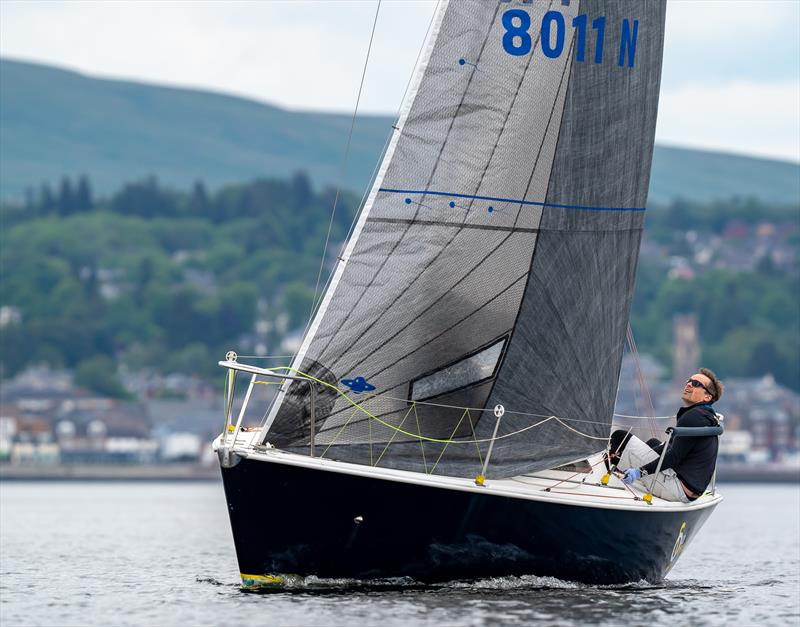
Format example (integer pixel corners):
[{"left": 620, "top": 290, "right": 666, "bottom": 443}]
[{"left": 623, "top": 468, "right": 642, "bottom": 485}]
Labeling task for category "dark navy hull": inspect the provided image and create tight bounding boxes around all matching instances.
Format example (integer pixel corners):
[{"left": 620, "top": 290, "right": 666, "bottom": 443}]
[{"left": 220, "top": 456, "right": 717, "bottom": 585}]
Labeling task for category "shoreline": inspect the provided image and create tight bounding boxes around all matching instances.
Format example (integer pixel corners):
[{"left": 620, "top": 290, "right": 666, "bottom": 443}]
[
  {"left": 0, "top": 463, "right": 220, "bottom": 481},
  {"left": 1, "top": 463, "right": 797, "bottom": 483}
]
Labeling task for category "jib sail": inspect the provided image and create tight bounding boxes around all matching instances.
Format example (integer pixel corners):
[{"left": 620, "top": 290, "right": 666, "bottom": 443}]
[{"left": 262, "top": 0, "right": 666, "bottom": 478}]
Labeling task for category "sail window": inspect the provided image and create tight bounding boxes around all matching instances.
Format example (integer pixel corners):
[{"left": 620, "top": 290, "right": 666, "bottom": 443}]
[{"left": 410, "top": 337, "right": 507, "bottom": 401}]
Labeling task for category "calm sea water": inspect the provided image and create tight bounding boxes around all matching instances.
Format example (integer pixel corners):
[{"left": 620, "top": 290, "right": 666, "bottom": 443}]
[{"left": 1, "top": 481, "right": 798, "bottom": 626}]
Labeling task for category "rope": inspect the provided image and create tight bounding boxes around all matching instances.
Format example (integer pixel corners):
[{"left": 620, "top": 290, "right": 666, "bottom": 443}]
[
  {"left": 429, "top": 408, "right": 470, "bottom": 473},
  {"left": 242, "top": 365, "right": 662, "bottom": 497},
  {"left": 626, "top": 324, "right": 659, "bottom": 439},
  {"left": 368, "top": 395, "right": 375, "bottom": 466},
  {"left": 551, "top": 417, "right": 609, "bottom": 441},
  {"left": 374, "top": 403, "right": 415, "bottom": 466},
  {"left": 466, "top": 409, "right": 484, "bottom": 466},
  {"left": 413, "top": 403, "right": 428, "bottom": 472},
  {"left": 320, "top": 398, "right": 367, "bottom": 459},
  {"left": 261, "top": 365, "right": 560, "bottom": 444},
  {"left": 381, "top": 393, "right": 671, "bottom": 423},
  {"left": 539, "top": 453, "right": 607, "bottom": 491},
  {"left": 242, "top": 363, "right": 670, "bottom": 449}
]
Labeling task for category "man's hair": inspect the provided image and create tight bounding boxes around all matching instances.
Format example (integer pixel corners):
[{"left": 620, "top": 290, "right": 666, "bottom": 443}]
[{"left": 699, "top": 367, "right": 723, "bottom": 403}]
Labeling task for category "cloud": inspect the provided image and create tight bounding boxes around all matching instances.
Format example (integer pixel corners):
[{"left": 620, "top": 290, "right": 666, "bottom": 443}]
[
  {"left": 0, "top": 0, "right": 437, "bottom": 114},
  {"left": 1, "top": 0, "right": 798, "bottom": 162},
  {"left": 656, "top": 80, "right": 800, "bottom": 162},
  {"left": 662, "top": 0, "right": 800, "bottom": 88}
]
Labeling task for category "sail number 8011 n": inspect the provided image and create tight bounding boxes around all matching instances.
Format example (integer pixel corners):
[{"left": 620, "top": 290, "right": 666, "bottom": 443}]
[{"left": 501, "top": 9, "right": 638, "bottom": 68}]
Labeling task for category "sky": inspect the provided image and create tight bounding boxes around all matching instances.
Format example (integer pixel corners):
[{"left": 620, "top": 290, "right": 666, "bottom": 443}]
[{"left": 1, "top": 0, "right": 798, "bottom": 162}]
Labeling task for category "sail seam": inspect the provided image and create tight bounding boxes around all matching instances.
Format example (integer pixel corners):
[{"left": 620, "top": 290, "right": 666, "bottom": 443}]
[
  {"left": 314, "top": 1, "right": 505, "bottom": 364},
  {"left": 367, "top": 217, "right": 642, "bottom": 234},
  {"left": 320, "top": 1, "right": 551, "bottom": 372},
  {"left": 313, "top": 272, "right": 528, "bottom": 428},
  {"left": 482, "top": 17, "right": 582, "bottom": 436},
  {"left": 258, "top": 1, "right": 452, "bottom": 437},
  {"left": 320, "top": 227, "right": 530, "bottom": 391},
  {"left": 360, "top": 39, "right": 575, "bottom": 432},
  {"left": 378, "top": 188, "right": 645, "bottom": 212},
  {"left": 485, "top": 22, "right": 609, "bottom": 448},
  {"left": 329, "top": 15, "right": 580, "bottom": 426},
  {"left": 368, "top": 217, "right": 540, "bottom": 233},
  {"left": 329, "top": 17, "right": 581, "bottom": 406}
]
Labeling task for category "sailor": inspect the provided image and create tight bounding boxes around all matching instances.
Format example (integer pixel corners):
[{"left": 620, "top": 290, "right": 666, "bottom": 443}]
[{"left": 611, "top": 368, "right": 723, "bottom": 503}]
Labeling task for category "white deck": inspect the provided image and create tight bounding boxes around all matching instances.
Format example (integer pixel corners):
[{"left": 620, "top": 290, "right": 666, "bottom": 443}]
[{"left": 215, "top": 433, "right": 723, "bottom": 514}]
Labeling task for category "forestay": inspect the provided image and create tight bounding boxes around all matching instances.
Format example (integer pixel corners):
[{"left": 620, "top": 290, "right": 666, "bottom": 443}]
[{"left": 262, "top": 0, "right": 667, "bottom": 478}]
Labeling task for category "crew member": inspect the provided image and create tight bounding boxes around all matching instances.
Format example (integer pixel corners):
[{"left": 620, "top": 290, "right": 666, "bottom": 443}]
[{"left": 611, "top": 368, "right": 723, "bottom": 503}]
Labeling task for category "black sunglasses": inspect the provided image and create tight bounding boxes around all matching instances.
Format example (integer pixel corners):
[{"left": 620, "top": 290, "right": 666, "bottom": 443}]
[{"left": 686, "top": 378, "right": 712, "bottom": 394}]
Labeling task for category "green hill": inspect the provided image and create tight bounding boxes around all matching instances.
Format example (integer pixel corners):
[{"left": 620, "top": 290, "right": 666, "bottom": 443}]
[
  {"left": 0, "top": 58, "right": 391, "bottom": 200},
  {"left": 649, "top": 145, "right": 799, "bottom": 206},
  {"left": 1, "top": 57, "right": 798, "bottom": 205}
]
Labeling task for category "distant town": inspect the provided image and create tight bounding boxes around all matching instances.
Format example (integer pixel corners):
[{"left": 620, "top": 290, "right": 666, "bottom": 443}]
[{"left": 2, "top": 318, "right": 798, "bottom": 481}]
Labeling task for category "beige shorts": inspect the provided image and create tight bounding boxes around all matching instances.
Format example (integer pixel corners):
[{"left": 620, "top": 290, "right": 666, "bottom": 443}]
[{"left": 616, "top": 435, "right": 691, "bottom": 503}]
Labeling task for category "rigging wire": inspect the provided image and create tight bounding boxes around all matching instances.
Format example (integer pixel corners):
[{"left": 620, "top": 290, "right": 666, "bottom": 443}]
[
  {"left": 304, "top": 0, "right": 383, "bottom": 338},
  {"left": 334, "top": 0, "right": 441, "bottom": 259},
  {"left": 625, "top": 323, "right": 660, "bottom": 439},
  {"left": 254, "top": 366, "right": 556, "bottom": 444},
  {"left": 240, "top": 357, "right": 670, "bottom": 447},
  {"left": 254, "top": 366, "right": 638, "bottom": 445},
  {"left": 377, "top": 393, "right": 672, "bottom": 421},
  {"left": 252, "top": 2, "right": 441, "bottom": 430},
  {"left": 301, "top": 0, "right": 441, "bottom": 336}
]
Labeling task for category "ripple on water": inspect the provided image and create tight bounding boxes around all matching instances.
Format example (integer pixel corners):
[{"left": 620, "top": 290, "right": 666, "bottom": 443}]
[{"left": 1, "top": 483, "right": 798, "bottom": 627}]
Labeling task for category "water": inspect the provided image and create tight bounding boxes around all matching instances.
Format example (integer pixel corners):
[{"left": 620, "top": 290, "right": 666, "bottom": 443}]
[{"left": 1, "top": 482, "right": 798, "bottom": 626}]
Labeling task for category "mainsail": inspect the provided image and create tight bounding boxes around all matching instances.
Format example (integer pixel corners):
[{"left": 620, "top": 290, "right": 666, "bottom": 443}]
[{"left": 263, "top": 0, "right": 667, "bottom": 478}]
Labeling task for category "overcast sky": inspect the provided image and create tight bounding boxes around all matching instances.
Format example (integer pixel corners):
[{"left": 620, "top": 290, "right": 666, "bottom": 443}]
[{"left": 1, "top": 0, "right": 798, "bottom": 162}]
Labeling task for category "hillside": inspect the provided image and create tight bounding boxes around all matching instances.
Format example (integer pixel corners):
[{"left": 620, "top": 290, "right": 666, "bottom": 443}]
[
  {"left": 0, "top": 58, "right": 391, "bottom": 200},
  {"left": 2, "top": 177, "right": 797, "bottom": 392},
  {"left": 2, "top": 58, "right": 799, "bottom": 205}
]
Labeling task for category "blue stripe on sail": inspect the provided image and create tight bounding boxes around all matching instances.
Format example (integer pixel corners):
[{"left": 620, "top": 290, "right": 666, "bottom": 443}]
[{"left": 378, "top": 188, "right": 646, "bottom": 212}]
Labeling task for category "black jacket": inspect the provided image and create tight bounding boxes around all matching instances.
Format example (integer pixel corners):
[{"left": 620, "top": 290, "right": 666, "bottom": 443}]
[{"left": 641, "top": 402, "right": 720, "bottom": 495}]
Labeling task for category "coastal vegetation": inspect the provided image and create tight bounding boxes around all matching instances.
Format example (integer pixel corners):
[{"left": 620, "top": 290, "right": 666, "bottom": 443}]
[{"left": 1, "top": 174, "right": 797, "bottom": 394}]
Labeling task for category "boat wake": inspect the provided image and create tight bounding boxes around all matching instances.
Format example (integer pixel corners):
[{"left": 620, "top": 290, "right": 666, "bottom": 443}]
[
  {"left": 195, "top": 576, "right": 239, "bottom": 588},
  {"left": 210, "top": 572, "right": 713, "bottom": 594}
]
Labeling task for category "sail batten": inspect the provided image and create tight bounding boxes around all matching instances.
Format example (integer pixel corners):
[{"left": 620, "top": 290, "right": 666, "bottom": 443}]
[{"left": 265, "top": 0, "right": 667, "bottom": 478}]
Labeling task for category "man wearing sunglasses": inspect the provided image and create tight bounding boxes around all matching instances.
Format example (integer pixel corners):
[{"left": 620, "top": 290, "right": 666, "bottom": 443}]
[{"left": 610, "top": 368, "right": 724, "bottom": 503}]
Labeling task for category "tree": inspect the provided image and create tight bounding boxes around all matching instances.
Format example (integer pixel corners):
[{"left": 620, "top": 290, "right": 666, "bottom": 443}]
[
  {"left": 281, "top": 282, "right": 314, "bottom": 331},
  {"left": 217, "top": 282, "right": 258, "bottom": 341},
  {"left": 188, "top": 180, "right": 210, "bottom": 215},
  {"left": 75, "top": 175, "right": 93, "bottom": 212},
  {"left": 24, "top": 186, "right": 36, "bottom": 214},
  {"left": 39, "top": 183, "right": 56, "bottom": 214},
  {"left": 58, "top": 177, "right": 75, "bottom": 216},
  {"left": 75, "top": 356, "right": 130, "bottom": 399},
  {"left": 111, "top": 176, "right": 177, "bottom": 218},
  {"left": 748, "top": 340, "right": 783, "bottom": 376},
  {"left": 291, "top": 171, "right": 313, "bottom": 210}
]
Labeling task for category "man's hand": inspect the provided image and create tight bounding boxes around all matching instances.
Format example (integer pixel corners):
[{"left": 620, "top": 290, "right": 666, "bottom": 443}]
[{"left": 623, "top": 468, "right": 642, "bottom": 485}]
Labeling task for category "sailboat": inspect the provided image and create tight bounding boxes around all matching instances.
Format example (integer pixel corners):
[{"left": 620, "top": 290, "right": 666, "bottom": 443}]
[{"left": 214, "top": 0, "right": 722, "bottom": 586}]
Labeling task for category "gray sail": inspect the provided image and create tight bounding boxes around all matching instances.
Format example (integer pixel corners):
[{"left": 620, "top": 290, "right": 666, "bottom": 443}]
[{"left": 263, "top": 0, "right": 667, "bottom": 479}]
